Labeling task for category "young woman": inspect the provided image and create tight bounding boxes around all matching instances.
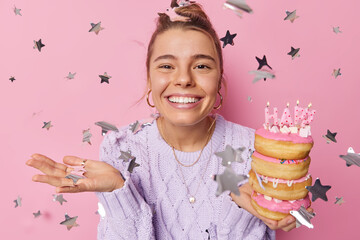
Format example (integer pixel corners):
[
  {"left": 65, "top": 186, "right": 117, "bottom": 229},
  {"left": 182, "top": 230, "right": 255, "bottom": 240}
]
[{"left": 26, "top": 3, "right": 312, "bottom": 239}]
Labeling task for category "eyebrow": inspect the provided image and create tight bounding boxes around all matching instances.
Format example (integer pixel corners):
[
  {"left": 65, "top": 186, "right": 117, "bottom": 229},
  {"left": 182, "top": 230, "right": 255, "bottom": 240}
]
[{"left": 153, "top": 54, "right": 216, "bottom": 63}]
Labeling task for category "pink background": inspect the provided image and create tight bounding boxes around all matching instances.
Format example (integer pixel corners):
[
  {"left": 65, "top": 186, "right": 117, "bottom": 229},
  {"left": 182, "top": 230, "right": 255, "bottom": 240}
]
[{"left": 1, "top": 0, "right": 359, "bottom": 239}]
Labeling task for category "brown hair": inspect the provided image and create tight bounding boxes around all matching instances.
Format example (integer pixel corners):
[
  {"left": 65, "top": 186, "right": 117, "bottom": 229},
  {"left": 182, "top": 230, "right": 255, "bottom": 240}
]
[{"left": 133, "top": 2, "right": 226, "bottom": 107}]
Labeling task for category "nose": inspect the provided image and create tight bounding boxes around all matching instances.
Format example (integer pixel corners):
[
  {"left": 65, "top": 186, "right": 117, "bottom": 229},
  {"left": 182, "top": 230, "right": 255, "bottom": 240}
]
[{"left": 174, "top": 68, "right": 194, "bottom": 87}]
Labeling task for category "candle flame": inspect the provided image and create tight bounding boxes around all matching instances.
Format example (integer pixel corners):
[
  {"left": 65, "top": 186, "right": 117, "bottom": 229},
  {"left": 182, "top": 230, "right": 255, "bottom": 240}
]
[
  {"left": 296, "top": 100, "right": 299, "bottom": 106},
  {"left": 287, "top": 102, "right": 290, "bottom": 108},
  {"left": 308, "top": 103, "right": 312, "bottom": 108},
  {"left": 267, "top": 101, "right": 269, "bottom": 107}
]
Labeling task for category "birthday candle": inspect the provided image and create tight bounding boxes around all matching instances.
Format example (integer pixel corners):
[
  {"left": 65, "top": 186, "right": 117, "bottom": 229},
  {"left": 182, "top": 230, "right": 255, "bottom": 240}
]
[
  {"left": 294, "top": 100, "right": 306, "bottom": 125},
  {"left": 265, "top": 102, "right": 278, "bottom": 126},
  {"left": 280, "top": 103, "right": 293, "bottom": 127},
  {"left": 302, "top": 103, "right": 316, "bottom": 126}
]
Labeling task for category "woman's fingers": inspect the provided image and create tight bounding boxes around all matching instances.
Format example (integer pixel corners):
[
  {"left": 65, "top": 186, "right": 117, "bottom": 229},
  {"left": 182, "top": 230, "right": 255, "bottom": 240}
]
[
  {"left": 26, "top": 158, "right": 70, "bottom": 177},
  {"left": 31, "top": 153, "right": 69, "bottom": 172},
  {"left": 32, "top": 174, "right": 74, "bottom": 187},
  {"left": 62, "top": 156, "right": 97, "bottom": 171},
  {"left": 56, "top": 178, "right": 93, "bottom": 193}
]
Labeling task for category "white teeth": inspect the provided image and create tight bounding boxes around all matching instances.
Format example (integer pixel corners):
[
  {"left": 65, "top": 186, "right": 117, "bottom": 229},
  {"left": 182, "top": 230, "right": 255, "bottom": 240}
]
[{"left": 168, "top": 96, "right": 200, "bottom": 104}]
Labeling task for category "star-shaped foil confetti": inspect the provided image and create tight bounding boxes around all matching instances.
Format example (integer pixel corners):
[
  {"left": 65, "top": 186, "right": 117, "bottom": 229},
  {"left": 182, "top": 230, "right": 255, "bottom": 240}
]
[
  {"left": 127, "top": 158, "right": 140, "bottom": 173},
  {"left": 53, "top": 194, "right": 67, "bottom": 205},
  {"left": 33, "top": 39, "right": 45, "bottom": 52},
  {"left": 287, "top": 46, "right": 300, "bottom": 59},
  {"left": 213, "top": 167, "right": 248, "bottom": 196},
  {"left": 65, "top": 72, "right": 76, "bottom": 80},
  {"left": 256, "top": 55, "right": 272, "bottom": 70},
  {"left": 60, "top": 213, "right": 79, "bottom": 230},
  {"left": 247, "top": 96, "right": 252, "bottom": 102},
  {"left": 322, "top": 129, "right": 337, "bottom": 143},
  {"left": 223, "top": 0, "right": 253, "bottom": 18},
  {"left": 339, "top": 147, "right": 360, "bottom": 167},
  {"left": 96, "top": 202, "right": 106, "bottom": 218},
  {"left": 332, "top": 68, "right": 341, "bottom": 78},
  {"left": 163, "top": 7, "right": 191, "bottom": 22},
  {"left": 95, "top": 121, "right": 119, "bottom": 136},
  {"left": 306, "top": 178, "right": 331, "bottom": 202},
  {"left": 333, "top": 26, "right": 342, "bottom": 34},
  {"left": 129, "top": 119, "right": 153, "bottom": 134},
  {"left": 42, "top": 121, "right": 53, "bottom": 130},
  {"left": 82, "top": 128, "right": 92, "bottom": 145},
  {"left": 14, "top": 196, "right": 22, "bottom": 208},
  {"left": 89, "top": 22, "right": 104, "bottom": 35},
  {"left": 33, "top": 210, "right": 41, "bottom": 218},
  {"left": 99, "top": 72, "right": 111, "bottom": 84},
  {"left": 215, "top": 145, "right": 246, "bottom": 167},
  {"left": 290, "top": 205, "right": 315, "bottom": 229},
  {"left": 284, "top": 10, "right": 299, "bottom": 23},
  {"left": 249, "top": 70, "right": 275, "bottom": 83},
  {"left": 119, "top": 150, "right": 135, "bottom": 162},
  {"left": 9, "top": 76, "right": 16, "bottom": 82},
  {"left": 220, "top": 30, "right": 237, "bottom": 48},
  {"left": 65, "top": 174, "right": 85, "bottom": 184},
  {"left": 334, "top": 196, "right": 345, "bottom": 206},
  {"left": 14, "top": 6, "right": 22, "bottom": 16}
]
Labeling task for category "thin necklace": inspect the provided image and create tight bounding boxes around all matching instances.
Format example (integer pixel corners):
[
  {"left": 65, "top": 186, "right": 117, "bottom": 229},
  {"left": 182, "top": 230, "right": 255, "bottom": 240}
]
[
  {"left": 178, "top": 137, "right": 213, "bottom": 203},
  {"left": 159, "top": 115, "right": 217, "bottom": 203},
  {"left": 160, "top": 116, "right": 216, "bottom": 167}
]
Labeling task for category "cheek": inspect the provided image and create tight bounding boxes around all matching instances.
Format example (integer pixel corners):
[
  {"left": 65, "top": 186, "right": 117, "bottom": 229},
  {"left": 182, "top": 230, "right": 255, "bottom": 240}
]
[{"left": 150, "top": 72, "right": 170, "bottom": 96}]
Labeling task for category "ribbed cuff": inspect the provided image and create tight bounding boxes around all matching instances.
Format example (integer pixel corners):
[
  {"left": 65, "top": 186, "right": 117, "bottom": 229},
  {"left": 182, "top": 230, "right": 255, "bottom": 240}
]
[{"left": 95, "top": 171, "right": 144, "bottom": 219}]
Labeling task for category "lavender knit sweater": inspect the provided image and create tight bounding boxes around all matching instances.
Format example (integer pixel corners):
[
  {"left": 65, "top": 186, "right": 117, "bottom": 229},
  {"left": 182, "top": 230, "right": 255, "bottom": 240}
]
[{"left": 95, "top": 115, "right": 275, "bottom": 240}]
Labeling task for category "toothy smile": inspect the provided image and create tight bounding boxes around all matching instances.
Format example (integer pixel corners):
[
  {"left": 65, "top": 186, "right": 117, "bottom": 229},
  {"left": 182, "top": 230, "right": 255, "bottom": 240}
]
[{"left": 168, "top": 96, "right": 201, "bottom": 104}]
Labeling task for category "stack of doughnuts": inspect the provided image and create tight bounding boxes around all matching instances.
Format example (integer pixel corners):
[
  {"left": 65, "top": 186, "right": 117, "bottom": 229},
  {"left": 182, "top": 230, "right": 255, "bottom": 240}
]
[{"left": 249, "top": 127, "right": 314, "bottom": 220}]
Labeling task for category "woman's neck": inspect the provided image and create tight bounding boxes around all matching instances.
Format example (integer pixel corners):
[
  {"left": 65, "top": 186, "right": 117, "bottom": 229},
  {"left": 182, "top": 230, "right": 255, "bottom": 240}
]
[{"left": 157, "top": 115, "right": 216, "bottom": 152}]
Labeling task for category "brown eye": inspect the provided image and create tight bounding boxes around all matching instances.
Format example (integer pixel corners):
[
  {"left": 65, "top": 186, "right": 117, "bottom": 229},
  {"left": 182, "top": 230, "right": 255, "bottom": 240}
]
[
  {"left": 159, "top": 65, "right": 173, "bottom": 69},
  {"left": 195, "top": 65, "right": 210, "bottom": 69}
]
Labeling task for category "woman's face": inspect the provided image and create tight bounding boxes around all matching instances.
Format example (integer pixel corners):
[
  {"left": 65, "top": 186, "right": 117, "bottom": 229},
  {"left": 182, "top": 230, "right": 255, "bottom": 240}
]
[{"left": 148, "top": 28, "right": 221, "bottom": 127}]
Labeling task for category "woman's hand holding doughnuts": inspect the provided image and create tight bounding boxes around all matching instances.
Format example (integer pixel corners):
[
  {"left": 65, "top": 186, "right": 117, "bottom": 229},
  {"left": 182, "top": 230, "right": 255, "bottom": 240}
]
[
  {"left": 26, "top": 153, "right": 124, "bottom": 193},
  {"left": 230, "top": 182, "right": 314, "bottom": 232}
]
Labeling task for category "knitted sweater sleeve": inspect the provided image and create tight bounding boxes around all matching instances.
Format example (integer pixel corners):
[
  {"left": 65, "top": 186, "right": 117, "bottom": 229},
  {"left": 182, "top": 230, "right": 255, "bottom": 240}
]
[{"left": 94, "top": 129, "right": 155, "bottom": 240}]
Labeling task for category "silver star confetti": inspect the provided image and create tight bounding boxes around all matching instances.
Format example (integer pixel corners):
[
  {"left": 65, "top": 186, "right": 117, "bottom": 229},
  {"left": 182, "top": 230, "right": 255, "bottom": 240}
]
[
  {"left": 33, "top": 210, "right": 41, "bottom": 218},
  {"left": 53, "top": 194, "right": 67, "bottom": 205},
  {"left": 306, "top": 178, "right": 331, "bottom": 202},
  {"left": 335, "top": 196, "right": 345, "bottom": 206},
  {"left": 119, "top": 150, "right": 135, "bottom": 162},
  {"left": 95, "top": 121, "right": 118, "bottom": 136},
  {"left": 322, "top": 129, "right": 337, "bottom": 143},
  {"left": 127, "top": 158, "right": 140, "bottom": 173},
  {"left": 42, "top": 121, "right": 53, "bottom": 130},
  {"left": 89, "top": 22, "right": 104, "bottom": 35},
  {"left": 60, "top": 213, "right": 79, "bottom": 230},
  {"left": 213, "top": 167, "right": 248, "bottom": 196},
  {"left": 65, "top": 72, "right": 76, "bottom": 80},
  {"left": 339, "top": 147, "right": 360, "bottom": 167},
  {"left": 284, "top": 10, "right": 299, "bottom": 23},
  {"left": 82, "top": 128, "right": 92, "bottom": 145},
  {"left": 9, "top": 76, "right": 16, "bottom": 82},
  {"left": 333, "top": 26, "right": 342, "bottom": 34},
  {"left": 332, "top": 68, "right": 341, "bottom": 78},
  {"left": 96, "top": 202, "right": 106, "bottom": 218},
  {"left": 129, "top": 120, "right": 153, "bottom": 134},
  {"left": 249, "top": 70, "right": 275, "bottom": 83},
  {"left": 33, "top": 39, "right": 45, "bottom": 52},
  {"left": 14, "top": 6, "right": 22, "bottom": 16},
  {"left": 287, "top": 46, "right": 300, "bottom": 59},
  {"left": 65, "top": 174, "right": 85, "bottom": 184},
  {"left": 14, "top": 196, "right": 22, "bottom": 208},
  {"left": 99, "top": 72, "right": 111, "bottom": 84},
  {"left": 247, "top": 96, "right": 252, "bottom": 102},
  {"left": 290, "top": 205, "right": 315, "bottom": 229},
  {"left": 223, "top": 0, "right": 253, "bottom": 18},
  {"left": 215, "top": 145, "right": 246, "bottom": 167}
]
